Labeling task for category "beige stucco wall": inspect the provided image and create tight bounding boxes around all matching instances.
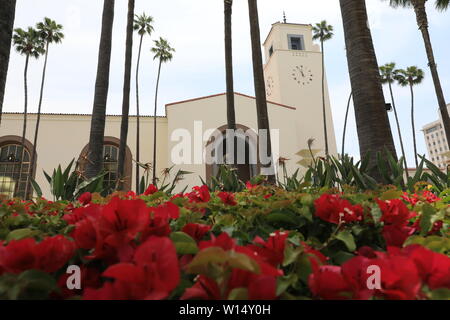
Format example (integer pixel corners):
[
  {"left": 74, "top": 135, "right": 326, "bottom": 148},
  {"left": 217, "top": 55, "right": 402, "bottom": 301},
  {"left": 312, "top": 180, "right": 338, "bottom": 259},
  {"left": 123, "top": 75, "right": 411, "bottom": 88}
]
[{"left": 0, "top": 113, "right": 168, "bottom": 198}]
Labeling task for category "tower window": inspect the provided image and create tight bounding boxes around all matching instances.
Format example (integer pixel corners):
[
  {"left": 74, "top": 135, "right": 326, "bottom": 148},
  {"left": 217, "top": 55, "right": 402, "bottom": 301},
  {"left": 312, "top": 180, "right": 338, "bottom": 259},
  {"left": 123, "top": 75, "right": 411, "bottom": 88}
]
[
  {"left": 288, "top": 35, "right": 305, "bottom": 50},
  {"left": 269, "top": 45, "right": 274, "bottom": 57}
]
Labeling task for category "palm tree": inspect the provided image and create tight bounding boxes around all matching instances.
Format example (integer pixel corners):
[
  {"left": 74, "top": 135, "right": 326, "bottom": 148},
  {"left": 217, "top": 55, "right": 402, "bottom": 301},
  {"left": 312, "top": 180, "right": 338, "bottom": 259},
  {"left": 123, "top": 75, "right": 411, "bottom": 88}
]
[
  {"left": 224, "top": 0, "right": 237, "bottom": 167},
  {"left": 26, "top": 18, "right": 64, "bottom": 197},
  {"left": 395, "top": 66, "right": 425, "bottom": 168},
  {"left": 86, "top": 0, "right": 115, "bottom": 179},
  {"left": 341, "top": 91, "right": 353, "bottom": 156},
  {"left": 313, "top": 21, "right": 334, "bottom": 156},
  {"left": 150, "top": 37, "right": 175, "bottom": 185},
  {"left": 12, "top": 27, "right": 44, "bottom": 198},
  {"left": 117, "top": 0, "right": 135, "bottom": 191},
  {"left": 0, "top": 0, "right": 17, "bottom": 126},
  {"left": 339, "top": 0, "right": 397, "bottom": 181},
  {"left": 248, "top": 0, "right": 275, "bottom": 183},
  {"left": 133, "top": 13, "right": 154, "bottom": 191},
  {"left": 387, "top": 0, "right": 450, "bottom": 151},
  {"left": 380, "top": 63, "right": 409, "bottom": 173}
]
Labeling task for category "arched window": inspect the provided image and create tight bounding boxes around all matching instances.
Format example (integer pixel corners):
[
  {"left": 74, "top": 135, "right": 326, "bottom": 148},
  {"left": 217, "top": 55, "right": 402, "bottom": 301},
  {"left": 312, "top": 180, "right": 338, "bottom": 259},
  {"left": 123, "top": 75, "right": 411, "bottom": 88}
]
[
  {"left": 79, "top": 137, "right": 132, "bottom": 192},
  {"left": 102, "top": 144, "right": 119, "bottom": 192},
  {"left": 0, "top": 136, "right": 36, "bottom": 199}
]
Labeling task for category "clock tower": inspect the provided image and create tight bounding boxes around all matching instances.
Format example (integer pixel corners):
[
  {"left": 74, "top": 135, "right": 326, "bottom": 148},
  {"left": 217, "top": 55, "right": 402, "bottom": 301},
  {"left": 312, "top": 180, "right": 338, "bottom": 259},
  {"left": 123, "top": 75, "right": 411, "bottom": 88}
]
[{"left": 263, "top": 22, "right": 337, "bottom": 156}]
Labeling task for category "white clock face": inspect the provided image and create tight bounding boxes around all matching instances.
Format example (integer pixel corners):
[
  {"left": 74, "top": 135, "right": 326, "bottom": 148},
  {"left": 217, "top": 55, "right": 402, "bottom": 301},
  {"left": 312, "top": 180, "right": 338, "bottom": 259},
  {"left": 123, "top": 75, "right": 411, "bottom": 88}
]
[
  {"left": 266, "top": 76, "right": 275, "bottom": 96},
  {"left": 292, "top": 65, "right": 313, "bottom": 86}
]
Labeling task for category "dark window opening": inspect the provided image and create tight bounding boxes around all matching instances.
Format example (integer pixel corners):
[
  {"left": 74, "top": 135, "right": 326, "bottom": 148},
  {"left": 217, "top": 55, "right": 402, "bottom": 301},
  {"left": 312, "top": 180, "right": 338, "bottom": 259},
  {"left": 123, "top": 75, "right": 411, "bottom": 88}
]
[{"left": 288, "top": 35, "right": 305, "bottom": 50}]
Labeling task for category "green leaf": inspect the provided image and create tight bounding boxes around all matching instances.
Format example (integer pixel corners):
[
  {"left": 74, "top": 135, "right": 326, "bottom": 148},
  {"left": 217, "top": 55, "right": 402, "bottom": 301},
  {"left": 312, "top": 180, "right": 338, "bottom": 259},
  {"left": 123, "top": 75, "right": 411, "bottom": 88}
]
[
  {"left": 228, "top": 288, "right": 249, "bottom": 300},
  {"left": 170, "top": 232, "right": 199, "bottom": 255},
  {"left": 331, "top": 251, "right": 355, "bottom": 265},
  {"left": 187, "top": 247, "right": 228, "bottom": 274},
  {"left": 380, "top": 189, "right": 403, "bottom": 201},
  {"left": 419, "top": 204, "right": 435, "bottom": 236},
  {"left": 30, "top": 178, "right": 43, "bottom": 198},
  {"left": 228, "top": 251, "right": 260, "bottom": 273},
  {"left": 6, "top": 228, "right": 40, "bottom": 241},
  {"left": 335, "top": 230, "right": 356, "bottom": 252},
  {"left": 53, "top": 165, "right": 64, "bottom": 199},
  {"left": 16, "top": 270, "right": 57, "bottom": 300},
  {"left": 429, "top": 288, "right": 450, "bottom": 300},
  {"left": 276, "top": 273, "right": 298, "bottom": 296},
  {"left": 370, "top": 206, "right": 383, "bottom": 225}
]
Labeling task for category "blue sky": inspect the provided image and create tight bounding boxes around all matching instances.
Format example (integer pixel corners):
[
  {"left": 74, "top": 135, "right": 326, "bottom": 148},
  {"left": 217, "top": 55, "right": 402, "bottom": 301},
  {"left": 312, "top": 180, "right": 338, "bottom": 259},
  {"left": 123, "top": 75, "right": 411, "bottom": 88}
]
[{"left": 3, "top": 0, "right": 450, "bottom": 166}]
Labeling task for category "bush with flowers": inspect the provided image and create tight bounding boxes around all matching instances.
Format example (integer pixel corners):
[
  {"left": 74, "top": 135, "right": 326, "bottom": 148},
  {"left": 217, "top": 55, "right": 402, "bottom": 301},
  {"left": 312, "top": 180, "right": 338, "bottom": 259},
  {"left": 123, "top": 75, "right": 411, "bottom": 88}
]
[{"left": 0, "top": 181, "right": 448, "bottom": 300}]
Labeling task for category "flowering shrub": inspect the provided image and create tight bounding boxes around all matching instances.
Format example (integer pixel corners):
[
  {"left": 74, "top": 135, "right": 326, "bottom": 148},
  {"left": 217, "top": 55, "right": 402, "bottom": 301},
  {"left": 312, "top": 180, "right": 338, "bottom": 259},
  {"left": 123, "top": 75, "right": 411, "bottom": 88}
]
[{"left": 0, "top": 185, "right": 448, "bottom": 300}]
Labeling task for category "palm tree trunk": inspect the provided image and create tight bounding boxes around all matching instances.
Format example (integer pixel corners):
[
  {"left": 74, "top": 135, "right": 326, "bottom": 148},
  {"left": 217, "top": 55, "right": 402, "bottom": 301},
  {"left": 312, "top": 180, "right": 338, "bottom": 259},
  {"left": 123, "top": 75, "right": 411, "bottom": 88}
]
[
  {"left": 412, "top": 1, "right": 450, "bottom": 151},
  {"left": 26, "top": 41, "right": 50, "bottom": 197},
  {"left": 152, "top": 59, "right": 162, "bottom": 185},
  {"left": 321, "top": 40, "right": 329, "bottom": 156},
  {"left": 86, "top": 0, "right": 115, "bottom": 179},
  {"left": 118, "top": 0, "right": 134, "bottom": 191},
  {"left": 16, "top": 54, "right": 29, "bottom": 198},
  {"left": 388, "top": 82, "right": 409, "bottom": 175},
  {"left": 224, "top": 0, "right": 237, "bottom": 167},
  {"left": 0, "top": 0, "right": 16, "bottom": 127},
  {"left": 341, "top": 91, "right": 353, "bottom": 157},
  {"left": 339, "top": 0, "right": 397, "bottom": 181},
  {"left": 410, "top": 84, "right": 418, "bottom": 168},
  {"left": 248, "top": 0, "right": 275, "bottom": 183},
  {"left": 135, "top": 34, "right": 143, "bottom": 192}
]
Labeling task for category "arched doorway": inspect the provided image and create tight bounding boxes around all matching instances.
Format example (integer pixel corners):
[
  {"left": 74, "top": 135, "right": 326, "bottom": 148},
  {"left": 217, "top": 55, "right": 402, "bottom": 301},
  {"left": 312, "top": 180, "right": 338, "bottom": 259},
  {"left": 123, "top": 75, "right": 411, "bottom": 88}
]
[
  {"left": 205, "top": 125, "right": 259, "bottom": 183},
  {"left": 0, "top": 135, "right": 36, "bottom": 199}
]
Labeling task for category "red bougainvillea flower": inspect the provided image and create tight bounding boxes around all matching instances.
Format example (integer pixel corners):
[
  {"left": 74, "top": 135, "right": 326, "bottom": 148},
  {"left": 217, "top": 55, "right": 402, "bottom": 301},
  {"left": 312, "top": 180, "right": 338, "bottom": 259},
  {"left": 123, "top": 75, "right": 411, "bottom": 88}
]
[
  {"left": 314, "top": 194, "right": 364, "bottom": 224},
  {"left": 141, "top": 201, "right": 180, "bottom": 239},
  {"left": 56, "top": 266, "right": 102, "bottom": 299},
  {"left": 97, "top": 197, "right": 151, "bottom": 248},
  {"left": 382, "top": 224, "right": 413, "bottom": 247},
  {"left": 308, "top": 265, "right": 353, "bottom": 300},
  {"left": 377, "top": 199, "right": 412, "bottom": 226},
  {"left": 0, "top": 236, "right": 75, "bottom": 275},
  {"left": 0, "top": 238, "right": 36, "bottom": 274},
  {"left": 182, "top": 268, "right": 278, "bottom": 300},
  {"left": 187, "top": 185, "right": 211, "bottom": 203},
  {"left": 83, "top": 237, "right": 180, "bottom": 300},
  {"left": 71, "top": 198, "right": 152, "bottom": 262},
  {"left": 302, "top": 242, "right": 328, "bottom": 268},
  {"left": 199, "top": 232, "right": 236, "bottom": 251},
  {"left": 201, "top": 233, "right": 283, "bottom": 277},
  {"left": 370, "top": 254, "right": 421, "bottom": 300},
  {"left": 248, "top": 231, "right": 289, "bottom": 267},
  {"left": 246, "top": 181, "right": 258, "bottom": 190},
  {"left": 182, "top": 223, "right": 211, "bottom": 242},
  {"left": 78, "top": 192, "right": 92, "bottom": 206},
  {"left": 402, "top": 191, "right": 441, "bottom": 206},
  {"left": 143, "top": 184, "right": 158, "bottom": 196},
  {"left": 34, "top": 235, "right": 76, "bottom": 273},
  {"left": 402, "top": 245, "right": 450, "bottom": 290},
  {"left": 181, "top": 275, "right": 221, "bottom": 300},
  {"left": 218, "top": 192, "right": 237, "bottom": 206}
]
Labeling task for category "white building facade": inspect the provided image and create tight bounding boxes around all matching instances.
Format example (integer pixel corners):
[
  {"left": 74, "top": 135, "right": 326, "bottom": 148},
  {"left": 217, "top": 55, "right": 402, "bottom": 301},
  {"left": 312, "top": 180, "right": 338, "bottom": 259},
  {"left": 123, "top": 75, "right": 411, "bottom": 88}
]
[
  {"left": 0, "top": 22, "right": 337, "bottom": 198},
  {"left": 422, "top": 104, "right": 450, "bottom": 169}
]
